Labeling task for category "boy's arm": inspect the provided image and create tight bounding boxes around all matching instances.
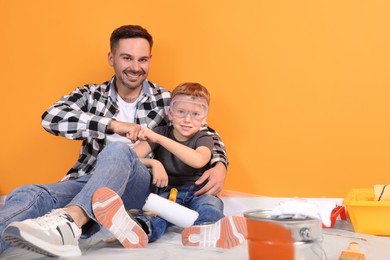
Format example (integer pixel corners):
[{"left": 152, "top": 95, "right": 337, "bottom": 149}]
[
  {"left": 134, "top": 142, "right": 168, "bottom": 187},
  {"left": 138, "top": 127, "right": 211, "bottom": 169},
  {"left": 139, "top": 158, "right": 168, "bottom": 187},
  {"left": 133, "top": 140, "right": 153, "bottom": 158}
]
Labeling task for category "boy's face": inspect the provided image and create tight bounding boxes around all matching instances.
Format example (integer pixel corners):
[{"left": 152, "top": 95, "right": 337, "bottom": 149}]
[{"left": 169, "top": 99, "right": 208, "bottom": 141}]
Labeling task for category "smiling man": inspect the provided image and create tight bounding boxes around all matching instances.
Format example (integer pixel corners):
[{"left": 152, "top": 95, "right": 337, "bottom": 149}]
[{"left": 0, "top": 25, "right": 229, "bottom": 257}]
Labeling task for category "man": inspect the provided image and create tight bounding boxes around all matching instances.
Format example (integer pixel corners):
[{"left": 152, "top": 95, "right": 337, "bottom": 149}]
[{"left": 0, "top": 25, "right": 228, "bottom": 257}]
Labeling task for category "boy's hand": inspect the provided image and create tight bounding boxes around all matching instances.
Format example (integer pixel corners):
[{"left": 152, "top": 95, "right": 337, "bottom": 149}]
[
  {"left": 138, "top": 127, "right": 159, "bottom": 143},
  {"left": 151, "top": 160, "right": 169, "bottom": 188}
]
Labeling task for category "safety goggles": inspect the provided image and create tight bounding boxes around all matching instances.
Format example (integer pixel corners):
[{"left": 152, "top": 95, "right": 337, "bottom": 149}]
[{"left": 170, "top": 96, "right": 208, "bottom": 121}]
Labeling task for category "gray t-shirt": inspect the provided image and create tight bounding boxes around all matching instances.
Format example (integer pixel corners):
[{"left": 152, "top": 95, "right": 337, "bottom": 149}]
[{"left": 148, "top": 125, "right": 214, "bottom": 186}]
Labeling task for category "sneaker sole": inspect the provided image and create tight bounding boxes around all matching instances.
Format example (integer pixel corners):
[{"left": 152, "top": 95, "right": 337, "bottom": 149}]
[
  {"left": 3, "top": 225, "right": 81, "bottom": 257},
  {"left": 181, "top": 216, "right": 247, "bottom": 249},
  {"left": 92, "top": 187, "right": 148, "bottom": 248}
]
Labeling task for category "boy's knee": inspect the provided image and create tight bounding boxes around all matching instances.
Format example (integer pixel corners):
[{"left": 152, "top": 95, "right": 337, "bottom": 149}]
[
  {"left": 202, "top": 195, "right": 224, "bottom": 209},
  {"left": 192, "top": 197, "right": 223, "bottom": 224}
]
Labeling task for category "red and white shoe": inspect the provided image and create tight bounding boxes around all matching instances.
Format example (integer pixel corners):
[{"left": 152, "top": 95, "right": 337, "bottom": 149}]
[
  {"left": 92, "top": 187, "right": 148, "bottom": 248},
  {"left": 181, "top": 216, "right": 247, "bottom": 249}
]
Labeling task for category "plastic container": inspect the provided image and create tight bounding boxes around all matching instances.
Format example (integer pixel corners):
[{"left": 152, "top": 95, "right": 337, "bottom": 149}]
[
  {"left": 244, "top": 209, "right": 325, "bottom": 260},
  {"left": 344, "top": 188, "right": 390, "bottom": 235}
]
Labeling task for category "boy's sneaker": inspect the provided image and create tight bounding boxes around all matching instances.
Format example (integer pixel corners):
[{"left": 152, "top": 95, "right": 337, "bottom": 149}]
[
  {"left": 92, "top": 187, "right": 148, "bottom": 248},
  {"left": 2, "top": 208, "right": 82, "bottom": 257},
  {"left": 181, "top": 216, "right": 247, "bottom": 249}
]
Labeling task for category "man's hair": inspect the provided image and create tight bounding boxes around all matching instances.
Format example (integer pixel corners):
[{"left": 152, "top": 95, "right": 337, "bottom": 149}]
[
  {"left": 110, "top": 25, "right": 153, "bottom": 52},
  {"left": 171, "top": 82, "right": 210, "bottom": 105}
]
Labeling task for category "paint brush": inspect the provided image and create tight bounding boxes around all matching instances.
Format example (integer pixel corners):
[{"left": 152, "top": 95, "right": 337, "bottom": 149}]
[{"left": 339, "top": 242, "right": 366, "bottom": 260}]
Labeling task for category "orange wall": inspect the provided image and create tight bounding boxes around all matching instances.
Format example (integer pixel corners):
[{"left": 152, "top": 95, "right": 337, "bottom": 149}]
[{"left": 1, "top": 0, "right": 390, "bottom": 197}]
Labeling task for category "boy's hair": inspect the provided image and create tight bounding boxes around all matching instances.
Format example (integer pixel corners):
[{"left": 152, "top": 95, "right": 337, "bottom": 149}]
[
  {"left": 171, "top": 82, "right": 210, "bottom": 106},
  {"left": 110, "top": 25, "right": 153, "bottom": 52}
]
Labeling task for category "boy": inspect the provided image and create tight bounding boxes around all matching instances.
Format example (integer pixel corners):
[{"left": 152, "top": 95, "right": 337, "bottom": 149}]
[{"left": 92, "top": 82, "right": 247, "bottom": 249}]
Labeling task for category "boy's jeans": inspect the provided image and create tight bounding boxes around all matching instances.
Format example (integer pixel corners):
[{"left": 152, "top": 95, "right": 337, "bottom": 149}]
[
  {"left": 136, "top": 185, "right": 224, "bottom": 242},
  {"left": 0, "top": 142, "right": 152, "bottom": 253}
]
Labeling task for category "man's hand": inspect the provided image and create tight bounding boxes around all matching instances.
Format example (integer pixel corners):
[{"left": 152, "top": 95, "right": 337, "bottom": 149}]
[
  {"left": 195, "top": 162, "right": 227, "bottom": 196},
  {"left": 108, "top": 120, "right": 141, "bottom": 143}
]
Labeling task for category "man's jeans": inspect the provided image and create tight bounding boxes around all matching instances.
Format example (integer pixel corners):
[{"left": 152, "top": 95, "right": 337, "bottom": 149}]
[
  {"left": 0, "top": 142, "right": 152, "bottom": 253},
  {"left": 136, "top": 185, "right": 224, "bottom": 243}
]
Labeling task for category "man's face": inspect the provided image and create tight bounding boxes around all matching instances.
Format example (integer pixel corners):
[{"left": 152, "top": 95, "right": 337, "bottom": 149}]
[{"left": 108, "top": 38, "right": 152, "bottom": 90}]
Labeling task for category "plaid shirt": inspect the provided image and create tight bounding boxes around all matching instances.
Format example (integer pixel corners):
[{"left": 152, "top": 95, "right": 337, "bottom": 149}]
[{"left": 41, "top": 77, "right": 228, "bottom": 181}]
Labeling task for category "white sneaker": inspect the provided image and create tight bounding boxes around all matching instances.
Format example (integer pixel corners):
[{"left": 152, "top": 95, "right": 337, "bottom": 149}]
[
  {"left": 92, "top": 187, "right": 148, "bottom": 248},
  {"left": 2, "top": 208, "right": 82, "bottom": 257},
  {"left": 181, "top": 216, "right": 247, "bottom": 249}
]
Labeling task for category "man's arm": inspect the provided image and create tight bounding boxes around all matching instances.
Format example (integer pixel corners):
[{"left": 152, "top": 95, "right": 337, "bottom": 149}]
[
  {"left": 108, "top": 120, "right": 141, "bottom": 143},
  {"left": 204, "top": 126, "right": 229, "bottom": 168},
  {"left": 41, "top": 84, "right": 111, "bottom": 140},
  {"left": 194, "top": 126, "right": 228, "bottom": 196},
  {"left": 41, "top": 82, "right": 141, "bottom": 142}
]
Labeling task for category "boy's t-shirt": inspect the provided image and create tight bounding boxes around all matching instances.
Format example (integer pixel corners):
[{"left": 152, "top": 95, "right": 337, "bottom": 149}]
[{"left": 147, "top": 125, "right": 214, "bottom": 186}]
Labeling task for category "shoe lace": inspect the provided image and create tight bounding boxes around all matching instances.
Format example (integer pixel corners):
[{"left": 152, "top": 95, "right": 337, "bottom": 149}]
[{"left": 35, "top": 209, "right": 70, "bottom": 228}]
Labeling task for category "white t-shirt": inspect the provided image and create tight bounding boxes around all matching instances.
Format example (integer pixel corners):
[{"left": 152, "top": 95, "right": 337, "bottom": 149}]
[{"left": 106, "top": 95, "right": 141, "bottom": 148}]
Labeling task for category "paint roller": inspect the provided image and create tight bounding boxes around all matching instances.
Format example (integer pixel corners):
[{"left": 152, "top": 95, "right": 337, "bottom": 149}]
[
  {"left": 374, "top": 184, "right": 390, "bottom": 201},
  {"left": 142, "top": 193, "right": 199, "bottom": 228}
]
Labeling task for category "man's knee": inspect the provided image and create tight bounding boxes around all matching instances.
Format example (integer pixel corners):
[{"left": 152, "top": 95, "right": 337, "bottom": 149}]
[
  {"left": 99, "top": 142, "right": 136, "bottom": 159},
  {"left": 6, "top": 185, "right": 52, "bottom": 206},
  {"left": 105, "top": 142, "right": 130, "bottom": 152}
]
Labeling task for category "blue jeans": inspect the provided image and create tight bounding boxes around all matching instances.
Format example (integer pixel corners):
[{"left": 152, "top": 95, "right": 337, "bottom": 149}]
[
  {"left": 135, "top": 185, "right": 224, "bottom": 243},
  {"left": 0, "top": 142, "right": 152, "bottom": 253}
]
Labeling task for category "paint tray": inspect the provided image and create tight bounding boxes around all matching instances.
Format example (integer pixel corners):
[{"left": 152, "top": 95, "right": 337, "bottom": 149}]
[{"left": 344, "top": 188, "right": 390, "bottom": 235}]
